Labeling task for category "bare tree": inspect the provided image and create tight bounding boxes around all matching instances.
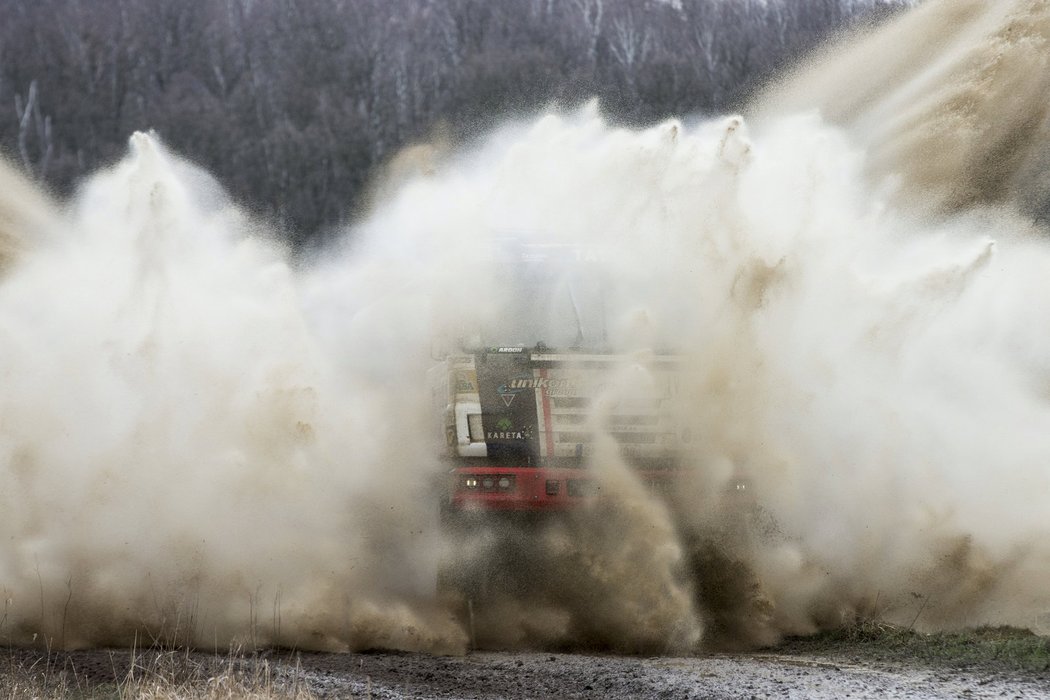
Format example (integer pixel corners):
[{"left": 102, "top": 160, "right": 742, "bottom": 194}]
[
  {"left": 571, "top": 0, "right": 605, "bottom": 65},
  {"left": 14, "top": 80, "right": 52, "bottom": 180}
]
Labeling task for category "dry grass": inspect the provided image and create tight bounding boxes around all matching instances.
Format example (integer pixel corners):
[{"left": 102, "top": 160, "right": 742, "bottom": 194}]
[
  {"left": 0, "top": 647, "right": 318, "bottom": 700},
  {"left": 119, "top": 649, "right": 316, "bottom": 700},
  {"left": 780, "top": 620, "right": 1050, "bottom": 674}
]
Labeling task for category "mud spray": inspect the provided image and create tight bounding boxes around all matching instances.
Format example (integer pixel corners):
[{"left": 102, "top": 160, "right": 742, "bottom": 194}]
[{"left": 1, "top": 0, "right": 1050, "bottom": 654}]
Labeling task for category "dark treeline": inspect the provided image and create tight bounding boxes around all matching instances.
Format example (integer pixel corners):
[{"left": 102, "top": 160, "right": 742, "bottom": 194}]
[{"left": 0, "top": 0, "right": 909, "bottom": 244}]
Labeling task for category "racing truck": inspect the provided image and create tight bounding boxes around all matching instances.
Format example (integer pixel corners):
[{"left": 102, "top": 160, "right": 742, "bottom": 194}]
[
  {"left": 430, "top": 343, "right": 764, "bottom": 644},
  {"left": 431, "top": 345, "right": 687, "bottom": 518},
  {"left": 428, "top": 243, "right": 765, "bottom": 646}
]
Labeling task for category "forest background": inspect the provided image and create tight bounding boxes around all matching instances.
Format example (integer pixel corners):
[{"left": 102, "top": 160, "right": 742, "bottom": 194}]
[{"left": 0, "top": 0, "right": 910, "bottom": 245}]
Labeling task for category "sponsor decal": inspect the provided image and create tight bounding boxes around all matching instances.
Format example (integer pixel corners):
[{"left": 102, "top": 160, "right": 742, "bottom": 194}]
[
  {"left": 497, "top": 374, "right": 582, "bottom": 402},
  {"left": 454, "top": 370, "right": 477, "bottom": 393},
  {"left": 506, "top": 376, "right": 576, "bottom": 391},
  {"left": 504, "top": 371, "right": 676, "bottom": 399},
  {"left": 486, "top": 416, "right": 532, "bottom": 441},
  {"left": 496, "top": 375, "right": 529, "bottom": 407},
  {"left": 501, "top": 374, "right": 585, "bottom": 402}
]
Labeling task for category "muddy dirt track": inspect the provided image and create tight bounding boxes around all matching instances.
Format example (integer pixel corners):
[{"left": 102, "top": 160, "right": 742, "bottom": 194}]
[{"left": 10, "top": 646, "right": 1050, "bottom": 699}]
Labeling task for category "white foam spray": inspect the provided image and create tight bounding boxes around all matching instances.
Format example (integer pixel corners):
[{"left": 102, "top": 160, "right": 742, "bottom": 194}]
[
  {"left": 755, "top": 0, "right": 1050, "bottom": 218},
  {"left": 0, "top": 136, "right": 464, "bottom": 652},
  {"left": 1, "top": 0, "right": 1050, "bottom": 653}
]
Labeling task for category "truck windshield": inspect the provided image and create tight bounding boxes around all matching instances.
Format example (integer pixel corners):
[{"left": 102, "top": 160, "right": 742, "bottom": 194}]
[{"left": 482, "top": 242, "right": 607, "bottom": 350}]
